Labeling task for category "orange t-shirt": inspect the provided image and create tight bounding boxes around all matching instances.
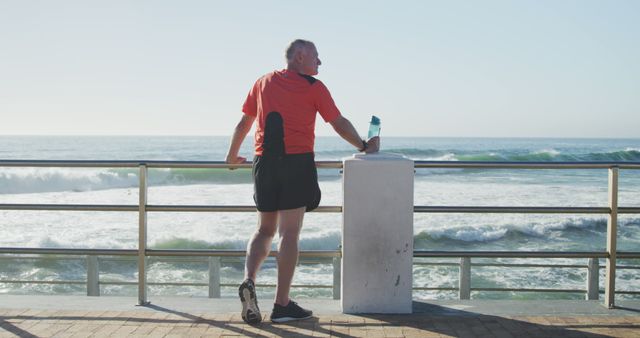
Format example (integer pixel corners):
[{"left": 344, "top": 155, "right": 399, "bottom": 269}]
[{"left": 242, "top": 69, "right": 341, "bottom": 155}]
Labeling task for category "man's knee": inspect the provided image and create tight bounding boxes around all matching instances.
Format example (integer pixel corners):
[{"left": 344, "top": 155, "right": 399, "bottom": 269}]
[
  {"left": 278, "top": 227, "right": 301, "bottom": 241},
  {"left": 257, "top": 226, "right": 277, "bottom": 238}
]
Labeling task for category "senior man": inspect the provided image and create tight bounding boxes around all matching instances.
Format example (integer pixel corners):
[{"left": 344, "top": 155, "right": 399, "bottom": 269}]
[{"left": 226, "top": 39, "right": 379, "bottom": 324}]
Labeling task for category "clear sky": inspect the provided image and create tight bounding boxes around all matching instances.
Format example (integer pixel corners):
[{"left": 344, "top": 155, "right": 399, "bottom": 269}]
[{"left": 1, "top": 0, "right": 638, "bottom": 137}]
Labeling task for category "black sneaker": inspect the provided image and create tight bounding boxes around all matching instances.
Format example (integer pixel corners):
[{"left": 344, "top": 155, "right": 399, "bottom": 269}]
[
  {"left": 238, "top": 279, "right": 261, "bottom": 324},
  {"left": 270, "top": 300, "right": 313, "bottom": 323}
]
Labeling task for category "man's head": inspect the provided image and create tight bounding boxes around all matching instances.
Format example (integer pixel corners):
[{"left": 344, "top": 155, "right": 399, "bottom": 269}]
[{"left": 286, "top": 39, "right": 321, "bottom": 76}]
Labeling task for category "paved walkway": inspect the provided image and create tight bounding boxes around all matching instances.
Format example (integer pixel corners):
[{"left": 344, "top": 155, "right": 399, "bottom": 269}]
[{"left": 1, "top": 296, "right": 639, "bottom": 337}]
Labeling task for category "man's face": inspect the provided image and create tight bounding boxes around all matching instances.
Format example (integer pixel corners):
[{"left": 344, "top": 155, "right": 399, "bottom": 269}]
[{"left": 300, "top": 45, "right": 321, "bottom": 76}]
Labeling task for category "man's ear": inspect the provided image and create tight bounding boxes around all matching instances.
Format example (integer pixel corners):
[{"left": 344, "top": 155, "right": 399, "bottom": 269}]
[{"left": 295, "top": 50, "right": 305, "bottom": 64}]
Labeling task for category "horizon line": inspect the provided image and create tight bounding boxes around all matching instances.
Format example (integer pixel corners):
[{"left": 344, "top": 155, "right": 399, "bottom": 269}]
[{"left": 0, "top": 134, "right": 639, "bottom": 140}]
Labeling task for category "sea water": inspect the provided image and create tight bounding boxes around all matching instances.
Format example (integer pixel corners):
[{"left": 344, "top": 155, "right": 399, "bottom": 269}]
[{"left": 0, "top": 136, "right": 639, "bottom": 300}]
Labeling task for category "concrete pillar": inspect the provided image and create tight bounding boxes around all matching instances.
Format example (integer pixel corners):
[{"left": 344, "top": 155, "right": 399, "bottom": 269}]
[
  {"left": 86, "top": 255, "right": 100, "bottom": 297},
  {"left": 587, "top": 258, "right": 599, "bottom": 300},
  {"left": 459, "top": 257, "right": 471, "bottom": 300},
  {"left": 208, "top": 257, "right": 221, "bottom": 298},
  {"left": 341, "top": 153, "right": 414, "bottom": 313}
]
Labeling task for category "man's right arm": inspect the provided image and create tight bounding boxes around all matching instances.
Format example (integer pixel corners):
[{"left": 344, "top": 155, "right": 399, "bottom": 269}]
[
  {"left": 225, "top": 113, "right": 256, "bottom": 164},
  {"left": 330, "top": 115, "right": 379, "bottom": 153}
]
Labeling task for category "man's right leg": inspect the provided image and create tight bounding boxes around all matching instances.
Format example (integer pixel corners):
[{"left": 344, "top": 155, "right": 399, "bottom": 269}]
[
  {"left": 269, "top": 206, "right": 313, "bottom": 323},
  {"left": 240, "top": 211, "right": 277, "bottom": 324}
]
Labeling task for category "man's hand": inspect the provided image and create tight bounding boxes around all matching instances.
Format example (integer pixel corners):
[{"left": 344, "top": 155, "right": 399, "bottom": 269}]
[
  {"left": 226, "top": 154, "right": 247, "bottom": 170},
  {"left": 364, "top": 136, "right": 380, "bottom": 153}
]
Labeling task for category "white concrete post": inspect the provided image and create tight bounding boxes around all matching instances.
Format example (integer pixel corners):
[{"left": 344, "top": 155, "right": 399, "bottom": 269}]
[
  {"left": 86, "top": 255, "right": 100, "bottom": 297},
  {"left": 459, "top": 257, "right": 471, "bottom": 300},
  {"left": 342, "top": 153, "right": 414, "bottom": 314},
  {"left": 332, "top": 257, "right": 341, "bottom": 300},
  {"left": 586, "top": 258, "right": 599, "bottom": 300},
  {"left": 208, "top": 257, "right": 221, "bottom": 298}
]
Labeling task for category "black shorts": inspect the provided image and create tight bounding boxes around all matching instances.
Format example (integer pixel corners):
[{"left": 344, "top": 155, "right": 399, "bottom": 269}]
[{"left": 252, "top": 153, "right": 321, "bottom": 212}]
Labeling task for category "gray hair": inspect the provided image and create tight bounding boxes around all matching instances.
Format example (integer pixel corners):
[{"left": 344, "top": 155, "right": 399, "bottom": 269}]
[{"left": 285, "top": 39, "right": 314, "bottom": 62}]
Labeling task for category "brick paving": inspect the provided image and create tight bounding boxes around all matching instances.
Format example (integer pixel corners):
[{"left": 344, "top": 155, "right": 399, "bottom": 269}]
[{"left": 1, "top": 308, "right": 639, "bottom": 337}]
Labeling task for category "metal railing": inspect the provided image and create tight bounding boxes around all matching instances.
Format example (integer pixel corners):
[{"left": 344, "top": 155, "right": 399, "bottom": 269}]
[{"left": 1, "top": 160, "right": 639, "bottom": 308}]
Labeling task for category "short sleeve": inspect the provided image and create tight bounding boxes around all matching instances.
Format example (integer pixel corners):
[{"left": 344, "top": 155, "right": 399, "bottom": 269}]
[
  {"left": 242, "top": 81, "right": 259, "bottom": 116},
  {"left": 315, "top": 81, "right": 341, "bottom": 123}
]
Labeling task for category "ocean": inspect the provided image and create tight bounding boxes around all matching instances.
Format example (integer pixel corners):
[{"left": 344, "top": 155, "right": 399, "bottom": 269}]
[{"left": 1, "top": 136, "right": 639, "bottom": 300}]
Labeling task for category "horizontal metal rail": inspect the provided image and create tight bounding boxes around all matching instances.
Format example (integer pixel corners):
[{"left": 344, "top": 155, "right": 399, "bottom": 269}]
[
  {"left": 413, "top": 262, "right": 588, "bottom": 268},
  {"left": 0, "top": 279, "right": 332, "bottom": 289},
  {"left": 414, "top": 206, "right": 612, "bottom": 214},
  {"left": 413, "top": 262, "right": 640, "bottom": 270},
  {"left": 2, "top": 159, "right": 640, "bottom": 169},
  {"left": 0, "top": 248, "right": 138, "bottom": 256},
  {"left": 472, "top": 287, "right": 589, "bottom": 293},
  {"left": 2, "top": 254, "right": 637, "bottom": 267},
  {"left": 0, "top": 248, "right": 341, "bottom": 257},
  {"left": 0, "top": 204, "right": 138, "bottom": 212},
  {"left": 147, "top": 249, "right": 341, "bottom": 258},
  {"left": 414, "top": 287, "right": 458, "bottom": 291},
  {"left": 414, "top": 288, "right": 640, "bottom": 295},
  {"left": 0, "top": 280, "right": 86, "bottom": 285},
  {"left": 2, "top": 281, "right": 638, "bottom": 295},
  {"left": 3, "top": 248, "right": 638, "bottom": 259},
  {"left": 0, "top": 160, "right": 344, "bottom": 169},
  {"left": 4, "top": 204, "right": 638, "bottom": 214},
  {"left": 101, "top": 282, "right": 335, "bottom": 289},
  {"left": 413, "top": 251, "right": 612, "bottom": 258},
  {"left": 415, "top": 206, "right": 640, "bottom": 214},
  {"left": 0, "top": 204, "right": 342, "bottom": 213},
  {"left": 414, "top": 161, "right": 640, "bottom": 169},
  {"left": 13, "top": 256, "right": 638, "bottom": 266},
  {"left": 145, "top": 205, "right": 341, "bottom": 213}
]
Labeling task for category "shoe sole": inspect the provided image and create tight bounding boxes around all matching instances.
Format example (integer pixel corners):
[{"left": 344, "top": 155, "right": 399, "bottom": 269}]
[
  {"left": 239, "top": 284, "right": 261, "bottom": 324},
  {"left": 271, "top": 314, "right": 313, "bottom": 323}
]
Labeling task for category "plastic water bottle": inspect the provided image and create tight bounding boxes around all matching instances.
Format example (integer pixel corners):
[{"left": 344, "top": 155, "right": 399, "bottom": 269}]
[{"left": 367, "top": 115, "right": 381, "bottom": 139}]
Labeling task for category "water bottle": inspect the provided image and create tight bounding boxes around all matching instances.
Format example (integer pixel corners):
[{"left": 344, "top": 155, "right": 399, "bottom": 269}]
[{"left": 367, "top": 115, "right": 381, "bottom": 139}]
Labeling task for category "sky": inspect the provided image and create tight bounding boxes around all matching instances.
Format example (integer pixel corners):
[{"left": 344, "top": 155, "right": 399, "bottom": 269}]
[{"left": 1, "top": 0, "right": 639, "bottom": 138}]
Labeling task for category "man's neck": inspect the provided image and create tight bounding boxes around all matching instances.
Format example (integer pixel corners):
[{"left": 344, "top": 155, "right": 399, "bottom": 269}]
[{"left": 286, "top": 64, "right": 305, "bottom": 75}]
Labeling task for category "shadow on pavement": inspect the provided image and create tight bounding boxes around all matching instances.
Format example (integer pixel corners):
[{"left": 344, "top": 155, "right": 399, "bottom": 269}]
[{"left": 1, "top": 301, "right": 639, "bottom": 337}]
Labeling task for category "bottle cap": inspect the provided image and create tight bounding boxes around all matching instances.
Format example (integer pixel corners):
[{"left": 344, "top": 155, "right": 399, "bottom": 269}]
[{"left": 370, "top": 115, "right": 381, "bottom": 125}]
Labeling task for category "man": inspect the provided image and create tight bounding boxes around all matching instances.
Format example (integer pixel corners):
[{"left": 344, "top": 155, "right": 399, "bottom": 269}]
[{"left": 225, "top": 39, "right": 379, "bottom": 324}]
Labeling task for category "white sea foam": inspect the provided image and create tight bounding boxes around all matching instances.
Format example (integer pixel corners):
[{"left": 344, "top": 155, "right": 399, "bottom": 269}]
[
  {"left": 428, "top": 227, "right": 508, "bottom": 242},
  {"left": 0, "top": 168, "right": 138, "bottom": 194},
  {"left": 533, "top": 148, "right": 561, "bottom": 156}
]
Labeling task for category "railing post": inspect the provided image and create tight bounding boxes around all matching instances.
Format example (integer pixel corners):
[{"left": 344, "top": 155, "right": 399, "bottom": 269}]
[
  {"left": 605, "top": 167, "right": 618, "bottom": 308},
  {"left": 333, "top": 256, "right": 341, "bottom": 300},
  {"left": 86, "top": 255, "right": 100, "bottom": 296},
  {"left": 208, "top": 257, "right": 221, "bottom": 298},
  {"left": 138, "top": 164, "right": 149, "bottom": 305},
  {"left": 587, "top": 258, "right": 599, "bottom": 300},
  {"left": 459, "top": 257, "right": 471, "bottom": 300}
]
